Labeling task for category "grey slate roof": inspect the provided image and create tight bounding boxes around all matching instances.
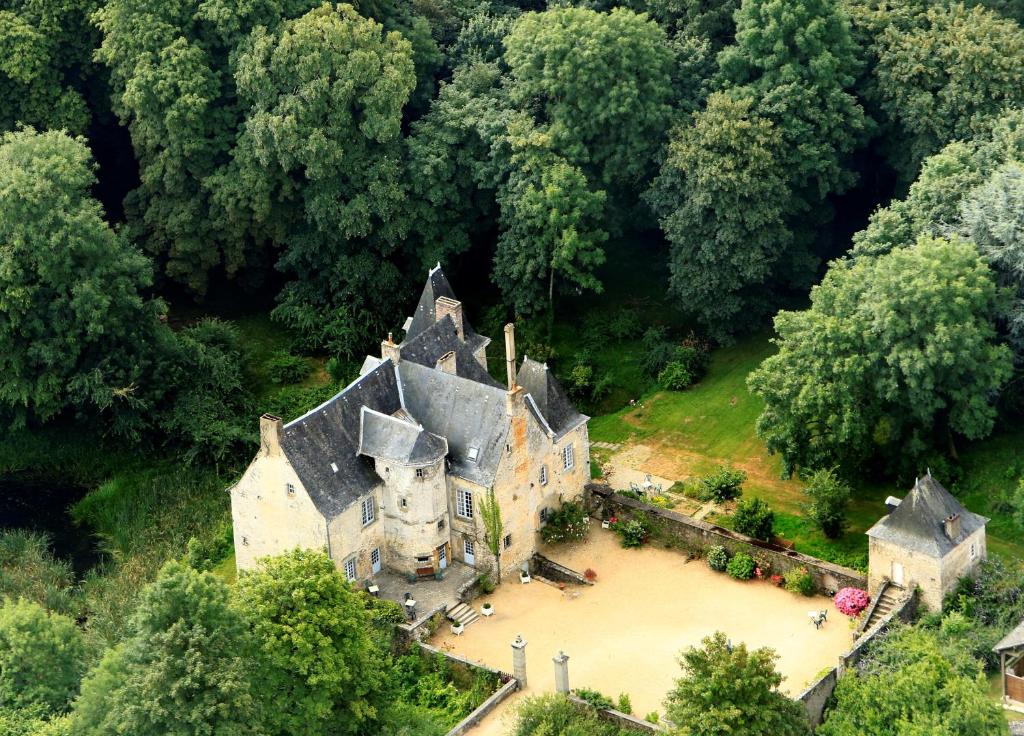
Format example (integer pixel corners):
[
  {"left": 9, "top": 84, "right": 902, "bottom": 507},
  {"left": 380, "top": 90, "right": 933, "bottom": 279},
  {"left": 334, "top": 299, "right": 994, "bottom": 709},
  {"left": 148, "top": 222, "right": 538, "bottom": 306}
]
[
  {"left": 397, "top": 361, "right": 510, "bottom": 487},
  {"left": 357, "top": 407, "right": 448, "bottom": 466},
  {"left": 517, "top": 357, "right": 588, "bottom": 440},
  {"left": 995, "top": 619, "right": 1024, "bottom": 653},
  {"left": 400, "top": 315, "right": 502, "bottom": 388},
  {"left": 404, "top": 264, "right": 490, "bottom": 354},
  {"left": 866, "top": 473, "right": 988, "bottom": 558},
  {"left": 281, "top": 361, "right": 401, "bottom": 518}
]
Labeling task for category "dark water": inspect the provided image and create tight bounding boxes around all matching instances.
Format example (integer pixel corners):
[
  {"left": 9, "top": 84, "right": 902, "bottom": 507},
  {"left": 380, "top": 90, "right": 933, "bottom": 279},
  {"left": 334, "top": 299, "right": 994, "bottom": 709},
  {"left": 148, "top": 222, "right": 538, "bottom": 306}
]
[{"left": 0, "top": 474, "right": 104, "bottom": 576}]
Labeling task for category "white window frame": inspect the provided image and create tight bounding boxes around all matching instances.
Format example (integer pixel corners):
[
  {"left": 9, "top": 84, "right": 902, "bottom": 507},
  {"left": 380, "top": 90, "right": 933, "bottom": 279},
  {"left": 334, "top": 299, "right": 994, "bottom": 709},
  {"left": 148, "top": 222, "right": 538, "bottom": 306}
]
[
  {"left": 286, "top": 483, "right": 295, "bottom": 496},
  {"left": 371, "top": 547, "right": 380, "bottom": 568},
  {"left": 343, "top": 558, "right": 357, "bottom": 582},
  {"left": 539, "top": 465, "right": 548, "bottom": 486},
  {"left": 562, "top": 444, "right": 574, "bottom": 470},
  {"left": 456, "top": 488, "right": 473, "bottom": 519},
  {"left": 361, "top": 497, "right": 375, "bottom": 526}
]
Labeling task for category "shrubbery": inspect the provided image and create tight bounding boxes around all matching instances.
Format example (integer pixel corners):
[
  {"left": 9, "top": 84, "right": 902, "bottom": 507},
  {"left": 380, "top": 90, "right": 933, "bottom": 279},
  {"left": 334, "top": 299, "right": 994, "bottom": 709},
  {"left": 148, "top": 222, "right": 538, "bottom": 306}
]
[
  {"left": 783, "top": 567, "right": 815, "bottom": 596},
  {"left": 803, "top": 468, "right": 851, "bottom": 539},
  {"left": 834, "top": 587, "right": 870, "bottom": 616},
  {"left": 726, "top": 552, "right": 756, "bottom": 580},
  {"left": 612, "top": 518, "right": 649, "bottom": 548},
  {"left": 732, "top": 497, "right": 774, "bottom": 541},
  {"left": 707, "top": 545, "right": 729, "bottom": 572},
  {"left": 698, "top": 465, "right": 746, "bottom": 502},
  {"left": 266, "top": 350, "right": 312, "bottom": 384},
  {"left": 540, "top": 502, "right": 590, "bottom": 544}
]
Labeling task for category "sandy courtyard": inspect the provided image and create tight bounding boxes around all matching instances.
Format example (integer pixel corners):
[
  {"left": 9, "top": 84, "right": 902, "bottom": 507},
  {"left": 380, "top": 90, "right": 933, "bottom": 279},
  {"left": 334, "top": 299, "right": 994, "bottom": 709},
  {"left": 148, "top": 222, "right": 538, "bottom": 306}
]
[{"left": 431, "top": 527, "right": 852, "bottom": 730}]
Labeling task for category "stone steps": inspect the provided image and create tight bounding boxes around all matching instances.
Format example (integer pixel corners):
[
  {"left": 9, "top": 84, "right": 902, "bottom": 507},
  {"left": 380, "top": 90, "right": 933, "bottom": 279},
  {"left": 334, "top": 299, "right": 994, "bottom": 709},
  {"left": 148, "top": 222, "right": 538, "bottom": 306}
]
[
  {"left": 446, "top": 602, "right": 480, "bottom": 628},
  {"left": 864, "top": 589, "right": 900, "bottom": 631}
]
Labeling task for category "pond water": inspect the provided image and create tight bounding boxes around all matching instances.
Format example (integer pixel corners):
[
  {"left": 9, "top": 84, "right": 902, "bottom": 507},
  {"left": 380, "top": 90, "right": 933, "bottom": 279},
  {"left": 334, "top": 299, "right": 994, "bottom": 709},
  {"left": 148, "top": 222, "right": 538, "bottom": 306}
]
[{"left": 0, "top": 474, "right": 103, "bottom": 575}]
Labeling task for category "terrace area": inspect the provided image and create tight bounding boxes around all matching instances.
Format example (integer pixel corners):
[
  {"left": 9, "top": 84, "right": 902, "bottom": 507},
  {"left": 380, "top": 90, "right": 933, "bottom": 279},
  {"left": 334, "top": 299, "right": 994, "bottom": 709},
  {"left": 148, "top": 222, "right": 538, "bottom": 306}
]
[{"left": 430, "top": 526, "right": 852, "bottom": 731}]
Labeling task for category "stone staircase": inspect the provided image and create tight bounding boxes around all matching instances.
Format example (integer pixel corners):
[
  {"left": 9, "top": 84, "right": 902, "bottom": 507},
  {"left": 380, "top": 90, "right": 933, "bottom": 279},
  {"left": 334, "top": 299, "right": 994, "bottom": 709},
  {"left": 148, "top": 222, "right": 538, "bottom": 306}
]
[
  {"left": 860, "top": 583, "right": 902, "bottom": 634},
  {"left": 446, "top": 602, "right": 480, "bottom": 629}
]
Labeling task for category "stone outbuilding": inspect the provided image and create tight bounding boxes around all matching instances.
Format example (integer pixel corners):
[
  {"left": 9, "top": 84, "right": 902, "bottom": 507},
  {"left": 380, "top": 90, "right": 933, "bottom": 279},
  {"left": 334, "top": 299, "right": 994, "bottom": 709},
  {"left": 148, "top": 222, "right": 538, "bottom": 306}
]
[
  {"left": 995, "top": 619, "right": 1024, "bottom": 707},
  {"left": 229, "top": 265, "right": 591, "bottom": 585},
  {"left": 866, "top": 472, "right": 988, "bottom": 611}
]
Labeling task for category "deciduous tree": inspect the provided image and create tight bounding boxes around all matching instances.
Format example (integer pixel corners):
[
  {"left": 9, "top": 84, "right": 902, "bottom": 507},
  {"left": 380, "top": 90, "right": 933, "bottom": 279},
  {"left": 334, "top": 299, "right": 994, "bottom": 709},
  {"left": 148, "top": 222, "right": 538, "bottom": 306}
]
[{"left": 0, "top": 599, "right": 84, "bottom": 713}]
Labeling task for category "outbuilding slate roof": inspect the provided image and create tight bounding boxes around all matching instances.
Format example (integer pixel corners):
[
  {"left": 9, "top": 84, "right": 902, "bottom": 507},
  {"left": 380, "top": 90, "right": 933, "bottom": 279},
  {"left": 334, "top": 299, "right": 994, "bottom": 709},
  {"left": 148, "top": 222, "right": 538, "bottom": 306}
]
[
  {"left": 404, "top": 264, "right": 490, "bottom": 355},
  {"left": 517, "top": 357, "right": 588, "bottom": 440},
  {"left": 866, "top": 473, "right": 988, "bottom": 558},
  {"left": 282, "top": 361, "right": 402, "bottom": 518},
  {"left": 357, "top": 407, "right": 448, "bottom": 466},
  {"left": 995, "top": 619, "right": 1024, "bottom": 653}
]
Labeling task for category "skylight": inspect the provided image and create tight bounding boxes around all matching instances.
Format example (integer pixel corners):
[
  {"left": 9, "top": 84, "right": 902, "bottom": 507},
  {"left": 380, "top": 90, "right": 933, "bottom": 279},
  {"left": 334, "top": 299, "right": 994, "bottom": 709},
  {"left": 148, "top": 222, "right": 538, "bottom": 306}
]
[{"left": 467, "top": 447, "right": 479, "bottom": 462}]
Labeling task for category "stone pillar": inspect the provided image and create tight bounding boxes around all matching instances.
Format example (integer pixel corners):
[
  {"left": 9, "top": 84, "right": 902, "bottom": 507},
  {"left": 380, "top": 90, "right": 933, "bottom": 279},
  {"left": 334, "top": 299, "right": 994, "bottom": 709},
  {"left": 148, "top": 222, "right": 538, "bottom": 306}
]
[
  {"left": 553, "top": 651, "right": 570, "bottom": 694},
  {"left": 511, "top": 635, "right": 528, "bottom": 687}
]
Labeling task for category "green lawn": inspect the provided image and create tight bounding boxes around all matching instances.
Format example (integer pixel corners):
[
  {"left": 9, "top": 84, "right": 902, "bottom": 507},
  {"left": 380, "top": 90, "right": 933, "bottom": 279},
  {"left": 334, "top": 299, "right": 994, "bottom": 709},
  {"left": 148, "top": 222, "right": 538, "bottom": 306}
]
[{"left": 588, "top": 332, "right": 1024, "bottom": 568}]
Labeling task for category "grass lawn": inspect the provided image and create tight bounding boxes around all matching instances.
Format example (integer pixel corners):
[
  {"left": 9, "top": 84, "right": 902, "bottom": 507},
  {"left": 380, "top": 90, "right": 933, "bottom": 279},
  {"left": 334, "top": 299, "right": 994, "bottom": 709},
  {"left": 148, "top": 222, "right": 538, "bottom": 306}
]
[{"left": 588, "top": 332, "right": 1024, "bottom": 568}]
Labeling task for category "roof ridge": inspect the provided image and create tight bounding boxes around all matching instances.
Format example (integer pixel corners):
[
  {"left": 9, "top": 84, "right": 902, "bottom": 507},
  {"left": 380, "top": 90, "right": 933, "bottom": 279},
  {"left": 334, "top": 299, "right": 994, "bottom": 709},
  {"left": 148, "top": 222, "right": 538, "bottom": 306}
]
[{"left": 285, "top": 359, "right": 393, "bottom": 429}]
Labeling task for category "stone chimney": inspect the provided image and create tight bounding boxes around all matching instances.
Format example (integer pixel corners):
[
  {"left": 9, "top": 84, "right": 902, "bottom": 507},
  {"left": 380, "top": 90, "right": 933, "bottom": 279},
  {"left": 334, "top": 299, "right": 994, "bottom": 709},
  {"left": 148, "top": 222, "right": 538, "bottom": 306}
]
[
  {"left": 259, "top": 414, "right": 283, "bottom": 457},
  {"left": 504, "top": 323, "right": 517, "bottom": 391},
  {"left": 381, "top": 332, "right": 400, "bottom": 364},
  {"left": 435, "top": 296, "right": 464, "bottom": 340},
  {"left": 436, "top": 350, "right": 456, "bottom": 375},
  {"left": 944, "top": 513, "right": 962, "bottom": 541}
]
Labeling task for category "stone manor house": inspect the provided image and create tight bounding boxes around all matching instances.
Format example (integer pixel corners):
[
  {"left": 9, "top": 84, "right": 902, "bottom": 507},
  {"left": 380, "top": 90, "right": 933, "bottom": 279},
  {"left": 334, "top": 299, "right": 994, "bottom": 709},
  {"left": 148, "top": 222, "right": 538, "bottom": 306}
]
[{"left": 230, "top": 266, "right": 591, "bottom": 583}]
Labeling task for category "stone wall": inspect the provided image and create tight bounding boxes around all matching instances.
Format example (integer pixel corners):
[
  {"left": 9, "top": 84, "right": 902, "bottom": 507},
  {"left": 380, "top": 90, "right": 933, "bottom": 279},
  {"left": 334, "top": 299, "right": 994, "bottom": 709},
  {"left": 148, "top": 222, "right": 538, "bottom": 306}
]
[
  {"left": 531, "top": 553, "right": 593, "bottom": 586},
  {"left": 567, "top": 695, "right": 662, "bottom": 733},
  {"left": 589, "top": 486, "right": 867, "bottom": 594}
]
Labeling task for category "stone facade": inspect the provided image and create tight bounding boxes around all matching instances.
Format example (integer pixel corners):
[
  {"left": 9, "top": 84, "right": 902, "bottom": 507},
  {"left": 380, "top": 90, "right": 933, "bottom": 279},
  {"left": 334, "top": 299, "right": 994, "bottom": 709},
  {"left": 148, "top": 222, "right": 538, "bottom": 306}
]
[
  {"left": 866, "top": 473, "right": 988, "bottom": 612},
  {"left": 229, "top": 267, "right": 590, "bottom": 586}
]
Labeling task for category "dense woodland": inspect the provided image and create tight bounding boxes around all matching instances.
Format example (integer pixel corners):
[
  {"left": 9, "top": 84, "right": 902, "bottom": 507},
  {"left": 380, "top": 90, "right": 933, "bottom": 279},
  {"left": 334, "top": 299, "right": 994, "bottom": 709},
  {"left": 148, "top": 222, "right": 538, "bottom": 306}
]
[{"left": 2, "top": 0, "right": 1024, "bottom": 733}]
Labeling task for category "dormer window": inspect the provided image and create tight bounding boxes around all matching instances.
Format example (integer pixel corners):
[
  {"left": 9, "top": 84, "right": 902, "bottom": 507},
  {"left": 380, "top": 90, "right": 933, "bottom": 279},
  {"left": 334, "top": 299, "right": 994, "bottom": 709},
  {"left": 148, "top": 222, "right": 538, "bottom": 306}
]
[
  {"left": 330, "top": 462, "right": 339, "bottom": 473},
  {"left": 467, "top": 447, "right": 479, "bottom": 462}
]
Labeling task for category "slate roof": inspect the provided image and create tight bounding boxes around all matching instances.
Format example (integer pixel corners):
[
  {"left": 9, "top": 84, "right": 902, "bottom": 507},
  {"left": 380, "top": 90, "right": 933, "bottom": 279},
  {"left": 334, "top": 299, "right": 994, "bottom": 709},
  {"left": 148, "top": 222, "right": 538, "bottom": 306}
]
[
  {"left": 404, "top": 264, "right": 490, "bottom": 355},
  {"left": 517, "top": 357, "right": 588, "bottom": 440},
  {"left": 400, "top": 315, "right": 502, "bottom": 388},
  {"left": 357, "top": 407, "right": 448, "bottom": 466},
  {"left": 281, "top": 361, "right": 402, "bottom": 518},
  {"left": 398, "top": 361, "right": 510, "bottom": 487},
  {"left": 866, "top": 473, "right": 988, "bottom": 558},
  {"left": 995, "top": 619, "right": 1024, "bottom": 653}
]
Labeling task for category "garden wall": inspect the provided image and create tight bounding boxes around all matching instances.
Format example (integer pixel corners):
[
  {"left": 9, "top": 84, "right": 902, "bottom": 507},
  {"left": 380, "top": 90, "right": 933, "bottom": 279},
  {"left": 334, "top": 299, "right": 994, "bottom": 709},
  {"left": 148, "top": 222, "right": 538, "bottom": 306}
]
[
  {"left": 567, "top": 694, "right": 662, "bottom": 733},
  {"left": 417, "top": 642, "right": 519, "bottom": 736},
  {"left": 531, "top": 552, "right": 593, "bottom": 586},
  {"left": 587, "top": 485, "right": 867, "bottom": 594}
]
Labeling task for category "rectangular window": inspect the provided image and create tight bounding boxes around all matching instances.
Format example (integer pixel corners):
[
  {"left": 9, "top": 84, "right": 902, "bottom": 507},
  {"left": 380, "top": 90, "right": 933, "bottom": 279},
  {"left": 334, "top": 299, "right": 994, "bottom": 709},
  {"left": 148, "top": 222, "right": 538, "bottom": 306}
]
[
  {"left": 970, "top": 543, "right": 977, "bottom": 559},
  {"left": 344, "top": 558, "right": 357, "bottom": 581},
  {"left": 562, "top": 444, "right": 574, "bottom": 470},
  {"left": 506, "top": 443, "right": 512, "bottom": 454},
  {"left": 361, "top": 497, "right": 375, "bottom": 526},
  {"left": 286, "top": 483, "right": 295, "bottom": 496},
  {"left": 437, "top": 518, "right": 446, "bottom": 531},
  {"left": 503, "top": 533, "right": 512, "bottom": 550},
  {"left": 400, "top": 498, "right": 408, "bottom": 508},
  {"left": 456, "top": 488, "right": 473, "bottom": 519},
  {"left": 539, "top": 465, "right": 548, "bottom": 486},
  {"left": 539, "top": 507, "right": 551, "bottom": 524},
  {"left": 416, "top": 468, "right": 424, "bottom": 478},
  {"left": 371, "top": 548, "right": 380, "bottom": 567}
]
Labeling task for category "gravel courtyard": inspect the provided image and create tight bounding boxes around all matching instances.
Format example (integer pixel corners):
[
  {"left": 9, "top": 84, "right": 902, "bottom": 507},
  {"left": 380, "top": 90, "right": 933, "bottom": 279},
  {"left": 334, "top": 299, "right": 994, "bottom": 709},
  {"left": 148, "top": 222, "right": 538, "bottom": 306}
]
[{"left": 430, "top": 526, "right": 852, "bottom": 726}]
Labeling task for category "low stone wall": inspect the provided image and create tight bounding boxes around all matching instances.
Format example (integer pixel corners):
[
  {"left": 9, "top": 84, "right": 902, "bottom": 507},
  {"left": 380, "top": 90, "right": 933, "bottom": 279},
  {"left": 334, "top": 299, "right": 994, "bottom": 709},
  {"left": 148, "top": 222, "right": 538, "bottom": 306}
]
[
  {"left": 589, "top": 485, "right": 867, "bottom": 594},
  {"left": 444, "top": 679, "right": 519, "bottom": 736},
  {"left": 532, "top": 553, "right": 593, "bottom": 586},
  {"left": 397, "top": 605, "right": 447, "bottom": 643},
  {"left": 797, "top": 591, "right": 917, "bottom": 727},
  {"left": 567, "top": 695, "right": 662, "bottom": 733}
]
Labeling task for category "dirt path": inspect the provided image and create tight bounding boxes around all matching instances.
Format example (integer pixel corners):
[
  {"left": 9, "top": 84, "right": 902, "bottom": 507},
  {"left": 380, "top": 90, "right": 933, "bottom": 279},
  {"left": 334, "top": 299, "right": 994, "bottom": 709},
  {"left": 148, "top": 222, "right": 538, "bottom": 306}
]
[{"left": 433, "top": 527, "right": 852, "bottom": 729}]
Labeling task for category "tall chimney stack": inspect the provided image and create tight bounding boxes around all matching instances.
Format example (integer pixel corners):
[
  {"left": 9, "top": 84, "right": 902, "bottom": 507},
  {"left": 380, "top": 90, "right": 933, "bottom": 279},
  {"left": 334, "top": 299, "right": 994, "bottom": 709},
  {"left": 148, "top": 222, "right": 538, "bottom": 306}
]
[
  {"left": 381, "top": 332, "right": 400, "bottom": 364},
  {"left": 504, "top": 323, "right": 517, "bottom": 391},
  {"left": 944, "top": 513, "right": 961, "bottom": 541},
  {"left": 435, "top": 296, "right": 464, "bottom": 340},
  {"left": 259, "top": 414, "right": 283, "bottom": 457}
]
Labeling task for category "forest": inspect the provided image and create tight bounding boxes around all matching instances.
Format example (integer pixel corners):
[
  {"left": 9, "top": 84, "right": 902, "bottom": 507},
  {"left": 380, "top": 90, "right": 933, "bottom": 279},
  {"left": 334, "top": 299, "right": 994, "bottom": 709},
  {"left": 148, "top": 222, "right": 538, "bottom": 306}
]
[{"left": 2, "top": 0, "right": 1024, "bottom": 733}]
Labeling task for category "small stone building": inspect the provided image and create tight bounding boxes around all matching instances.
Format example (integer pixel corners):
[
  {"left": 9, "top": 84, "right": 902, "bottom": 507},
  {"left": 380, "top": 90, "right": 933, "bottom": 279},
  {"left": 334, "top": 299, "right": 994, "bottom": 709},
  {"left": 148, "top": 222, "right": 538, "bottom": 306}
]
[
  {"left": 995, "top": 619, "right": 1024, "bottom": 707},
  {"left": 229, "top": 266, "right": 591, "bottom": 584},
  {"left": 866, "top": 472, "right": 988, "bottom": 611}
]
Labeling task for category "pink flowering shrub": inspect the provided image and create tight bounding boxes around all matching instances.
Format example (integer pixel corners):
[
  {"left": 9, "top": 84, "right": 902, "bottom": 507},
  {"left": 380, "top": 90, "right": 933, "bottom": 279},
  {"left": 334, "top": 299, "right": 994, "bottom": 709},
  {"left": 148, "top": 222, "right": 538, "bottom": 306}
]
[{"left": 834, "top": 587, "right": 870, "bottom": 616}]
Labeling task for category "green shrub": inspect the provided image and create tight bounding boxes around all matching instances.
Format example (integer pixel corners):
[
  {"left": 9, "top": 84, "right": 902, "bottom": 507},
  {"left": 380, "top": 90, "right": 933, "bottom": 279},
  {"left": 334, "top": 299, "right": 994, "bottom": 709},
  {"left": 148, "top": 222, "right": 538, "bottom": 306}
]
[
  {"left": 541, "top": 502, "right": 590, "bottom": 544},
  {"left": 732, "top": 497, "right": 774, "bottom": 541},
  {"left": 726, "top": 552, "right": 756, "bottom": 580},
  {"left": 783, "top": 567, "right": 815, "bottom": 596},
  {"left": 185, "top": 520, "right": 233, "bottom": 571},
  {"left": 608, "top": 309, "right": 643, "bottom": 339},
  {"left": 266, "top": 350, "right": 311, "bottom": 384},
  {"left": 803, "top": 468, "right": 851, "bottom": 539},
  {"left": 478, "top": 573, "right": 496, "bottom": 594},
  {"left": 658, "top": 360, "right": 694, "bottom": 390},
  {"left": 574, "top": 688, "right": 614, "bottom": 709},
  {"left": 0, "top": 531, "right": 76, "bottom": 616},
  {"left": 566, "top": 364, "right": 594, "bottom": 401},
  {"left": 616, "top": 693, "right": 632, "bottom": 714},
  {"left": 614, "top": 518, "right": 649, "bottom": 548},
  {"left": 644, "top": 711, "right": 659, "bottom": 724},
  {"left": 707, "top": 545, "right": 729, "bottom": 572},
  {"left": 698, "top": 465, "right": 746, "bottom": 502},
  {"left": 1014, "top": 479, "right": 1024, "bottom": 531}
]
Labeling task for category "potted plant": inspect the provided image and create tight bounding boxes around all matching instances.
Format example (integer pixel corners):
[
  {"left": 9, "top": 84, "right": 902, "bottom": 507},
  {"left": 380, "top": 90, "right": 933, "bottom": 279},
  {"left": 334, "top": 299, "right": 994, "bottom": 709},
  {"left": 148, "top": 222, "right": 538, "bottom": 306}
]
[
  {"left": 481, "top": 602, "right": 494, "bottom": 617},
  {"left": 451, "top": 620, "right": 465, "bottom": 635},
  {"left": 602, "top": 515, "right": 617, "bottom": 530}
]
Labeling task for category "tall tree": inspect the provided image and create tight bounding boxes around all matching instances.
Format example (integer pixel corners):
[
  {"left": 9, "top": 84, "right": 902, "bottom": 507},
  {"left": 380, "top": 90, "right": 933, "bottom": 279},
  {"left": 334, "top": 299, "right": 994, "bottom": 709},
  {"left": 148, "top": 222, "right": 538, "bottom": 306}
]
[
  {"left": 229, "top": 2, "right": 416, "bottom": 359},
  {"left": 0, "top": 128, "right": 161, "bottom": 426},
  {"left": 748, "top": 235, "right": 1013, "bottom": 475},
  {"left": 234, "top": 549, "right": 387, "bottom": 736},
  {"left": 73, "top": 562, "right": 264, "bottom": 736},
  {"left": 646, "top": 93, "right": 793, "bottom": 340},
  {"left": 504, "top": 6, "right": 676, "bottom": 191},
  {"left": 664, "top": 632, "right": 809, "bottom": 736},
  {"left": 718, "top": 0, "right": 869, "bottom": 207},
  {"left": 494, "top": 121, "right": 607, "bottom": 319},
  {"left": 0, "top": 599, "right": 84, "bottom": 714},
  {"left": 872, "top": 3, "right": 1024, "bottom": 180}
]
